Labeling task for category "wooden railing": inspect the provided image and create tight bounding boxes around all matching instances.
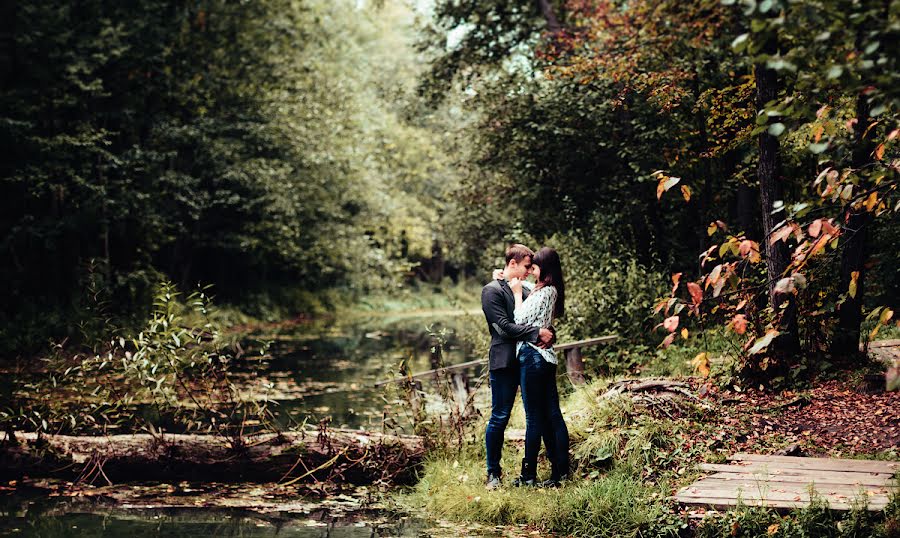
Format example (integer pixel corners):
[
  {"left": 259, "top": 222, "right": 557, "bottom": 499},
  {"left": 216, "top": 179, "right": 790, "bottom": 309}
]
[{"left": 374, "top": 334, "right": 618, "bottom": 388}]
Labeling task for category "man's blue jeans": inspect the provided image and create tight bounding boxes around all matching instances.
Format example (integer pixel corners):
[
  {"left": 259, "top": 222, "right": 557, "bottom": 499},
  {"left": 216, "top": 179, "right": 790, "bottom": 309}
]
[{"left": 485, "top": 362, "right": 519, "bottom": 477}]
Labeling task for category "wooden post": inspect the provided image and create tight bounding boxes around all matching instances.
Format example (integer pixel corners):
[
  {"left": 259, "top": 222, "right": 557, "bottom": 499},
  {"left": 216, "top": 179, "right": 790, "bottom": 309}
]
[
  {"left": 451, "top": 372, "right": 472, "bottom": 416},
  {"left": 565, "top": 347, "right": 586, "bottom": 385}
]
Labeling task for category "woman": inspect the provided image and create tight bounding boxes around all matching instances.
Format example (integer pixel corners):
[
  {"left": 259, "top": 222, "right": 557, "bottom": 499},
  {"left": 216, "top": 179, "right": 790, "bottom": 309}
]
[{"left": 509, "top": 246, "right": 569, "bottom": 487}]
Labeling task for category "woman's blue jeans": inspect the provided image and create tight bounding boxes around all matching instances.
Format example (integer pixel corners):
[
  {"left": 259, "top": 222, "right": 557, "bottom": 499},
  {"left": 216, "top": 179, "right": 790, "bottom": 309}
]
[
  {"left": 485, "top": 362, "right": 519, "bottom": 477},
  {"left": 519, "top": 345, "right": 569, "bottom": 480}
]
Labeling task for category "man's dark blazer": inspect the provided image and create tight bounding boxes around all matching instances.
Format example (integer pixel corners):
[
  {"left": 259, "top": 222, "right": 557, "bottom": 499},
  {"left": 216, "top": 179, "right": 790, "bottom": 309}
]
[{"left": 481, "top": 279, "right": 539, "bottom": 371}]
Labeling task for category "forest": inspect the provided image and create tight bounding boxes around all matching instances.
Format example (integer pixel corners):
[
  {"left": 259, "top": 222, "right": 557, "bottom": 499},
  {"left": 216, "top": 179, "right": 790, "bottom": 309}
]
[{"left": 0, "top": 0, "right": 898, "bottom": 536}]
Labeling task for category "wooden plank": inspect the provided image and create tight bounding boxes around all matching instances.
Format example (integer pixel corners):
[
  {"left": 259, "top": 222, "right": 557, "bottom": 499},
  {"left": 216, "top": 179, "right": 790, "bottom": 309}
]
[
  {"left": 555, "top": 335, "right": 618, "bottom": 351},
  {"left": 687, "top": 478, "right": 896, "bottom": 496},
  {"left": 676, "top": 486, "right": 891, "bottom": 506},
  {"left": 729, "top": 454, "right": 900, "bottom": 474},
  {"left": 673, "top": 495, "right": 888, "bottom": 511},
  {"left": 869, "top": 339, "right": 900, "bottom": 349},
  {"left": 699, "top": 464, "right": 896, "bottom": 482},
  {"left": 701, "top": 471, "right": 895, "bottom": 487}
]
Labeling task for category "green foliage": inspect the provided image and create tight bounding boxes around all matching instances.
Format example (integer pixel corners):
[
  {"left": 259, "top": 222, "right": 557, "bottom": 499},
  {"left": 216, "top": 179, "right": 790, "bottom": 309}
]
[
  {"left": 0, "top": 0, "right": 468, "bottom": 354},
  {"left": 3, "top": 282, "right": 275, "bottom": 439},
  {"left": 549, "top": 225, "right": 667, "bottom": 344}
]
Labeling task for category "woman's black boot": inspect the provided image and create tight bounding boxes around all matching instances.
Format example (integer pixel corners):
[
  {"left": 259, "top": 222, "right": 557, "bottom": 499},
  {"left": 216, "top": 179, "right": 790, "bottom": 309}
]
[{"left": 513, "top": 460, "right": 536, "bottom": 487}]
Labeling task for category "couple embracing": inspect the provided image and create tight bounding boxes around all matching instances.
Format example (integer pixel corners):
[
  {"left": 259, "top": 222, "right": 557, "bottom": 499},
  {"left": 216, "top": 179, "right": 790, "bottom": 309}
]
[{"left": 481, "top": 244, "right": 569, "bottom": 489}]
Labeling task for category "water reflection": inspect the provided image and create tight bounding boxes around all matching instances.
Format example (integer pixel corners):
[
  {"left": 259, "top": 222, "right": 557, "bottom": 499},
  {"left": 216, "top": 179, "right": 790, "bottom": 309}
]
[
  {"left": 0, "top": 507, "right": 428, "bottom": 537},
  {"left": 256, "top": 313, "right": 485, "bottom": 432}
]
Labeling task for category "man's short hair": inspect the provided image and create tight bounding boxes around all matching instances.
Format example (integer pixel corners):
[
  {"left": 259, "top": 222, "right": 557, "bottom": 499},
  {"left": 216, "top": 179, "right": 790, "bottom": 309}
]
[{"left": 505, "top": 244, "right": 534, "bottom": 264}]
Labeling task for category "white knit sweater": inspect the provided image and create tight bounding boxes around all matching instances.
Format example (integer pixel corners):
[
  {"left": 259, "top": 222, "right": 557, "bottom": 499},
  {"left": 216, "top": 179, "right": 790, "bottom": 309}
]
[{"left": 514, "top": 285, "right": 558, "bottom": 364}]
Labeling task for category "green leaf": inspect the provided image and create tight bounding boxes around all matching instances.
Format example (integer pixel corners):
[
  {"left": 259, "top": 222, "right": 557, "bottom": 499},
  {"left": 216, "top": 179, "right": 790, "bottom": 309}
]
[
  {"left": 870, "top": 104, "right": 886, "bottom": 117},
  {"left": 759, "top": 0, "right": 774, "bottom": 13},
  {"left": 768, "top": 123, "right": 786, "bottom": 136},
  {"left": 826, "top": 66, "right": 843, "bottom": 79},
  {"left": 731, "top": 33, "right": 749, "bottom": 52},
  {"left": 749, "top": 331, "right": 779, "bottom": 355},
  {"left": 809, "top": 142, "right": 829, "bottom": 154}
]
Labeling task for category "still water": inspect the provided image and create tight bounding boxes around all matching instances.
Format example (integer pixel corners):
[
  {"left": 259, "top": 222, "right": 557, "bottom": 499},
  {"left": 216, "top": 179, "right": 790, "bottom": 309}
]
[
  {"left": 251, "top": 310, "right": 486, "bottom": 431},
  {"left": 1, "top": 309, "right": 494, "bottom": 537}
]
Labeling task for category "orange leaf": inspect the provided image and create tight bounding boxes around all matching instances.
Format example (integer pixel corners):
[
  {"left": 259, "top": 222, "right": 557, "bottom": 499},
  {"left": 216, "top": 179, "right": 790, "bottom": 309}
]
[
  {"left": 849, "top": 271, "right": 859, "bottom": 298},
  {"left": 731, "top": 314, "right": 748, "bottom": 335},
  {"left": 653, "top": 298, "right": 669, "bottom": 314},
  {"left": 691, "top": 352, "right": 710, "bottom": 377},
  {"left": 864, "top": 192, "right": 878, "bottom": 212},
  {"left": 671, "top": 272, "right": 682, "bottom": 296},
  {"left": 874, "top": 143, "right": 885, "bottom": 161},
  {"left": 809, "top": 234, "right": 831, "bottom": 257},
  {"left": 681, "top": 185, "right": 692, "bottom": 202}
]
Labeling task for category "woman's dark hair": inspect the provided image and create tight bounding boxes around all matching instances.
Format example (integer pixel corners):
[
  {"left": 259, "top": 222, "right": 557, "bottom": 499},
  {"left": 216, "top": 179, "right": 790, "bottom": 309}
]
[{"left": 532, "top": 247, "right": 564, "bottom": 319}]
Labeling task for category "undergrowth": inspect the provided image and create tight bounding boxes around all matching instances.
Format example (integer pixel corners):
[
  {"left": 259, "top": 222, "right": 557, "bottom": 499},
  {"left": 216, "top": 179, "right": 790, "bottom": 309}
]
[{"left": 401, "top": 373, "right": 900, "bottom": 537}]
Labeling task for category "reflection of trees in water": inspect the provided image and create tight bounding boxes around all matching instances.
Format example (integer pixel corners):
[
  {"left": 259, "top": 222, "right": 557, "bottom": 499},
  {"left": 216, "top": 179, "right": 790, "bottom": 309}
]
[
  {"left": 1, "top": 501, "right": 422, "bottom": 537},
  {"left": 260, "top": 318, "right": 474, "bottom": 431}
]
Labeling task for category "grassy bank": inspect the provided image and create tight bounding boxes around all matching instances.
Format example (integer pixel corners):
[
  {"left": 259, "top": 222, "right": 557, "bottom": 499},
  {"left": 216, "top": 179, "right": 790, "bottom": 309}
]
[{"left": 401, "top": 375, "right": 900, "bottom": 537}]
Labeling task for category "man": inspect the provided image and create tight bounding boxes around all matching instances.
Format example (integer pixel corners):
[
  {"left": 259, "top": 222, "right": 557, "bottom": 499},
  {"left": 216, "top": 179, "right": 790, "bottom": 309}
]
[{"left": 481, "top": 244, "right": 553, "bottom": 489}]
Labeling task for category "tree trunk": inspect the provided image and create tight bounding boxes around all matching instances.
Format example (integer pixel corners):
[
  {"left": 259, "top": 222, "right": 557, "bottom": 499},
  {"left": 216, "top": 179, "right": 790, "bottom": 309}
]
[
  {"left": 1, "top": 430, "right": 423, "bottom": 485},
  {"left": 0, "top": 0, "right": 14, "bottom": 89},
  {"left": 755, "top": 59, "right": 800, "bottom": 363},
  {"left": 831, "top": 89, "right": 875, "bottom": 359},
  {"left": 536, "top": 0, "right": 562, "bottom": 32},
  {"left": 736, "top": 182, "right": 757, "bottom": 238}
]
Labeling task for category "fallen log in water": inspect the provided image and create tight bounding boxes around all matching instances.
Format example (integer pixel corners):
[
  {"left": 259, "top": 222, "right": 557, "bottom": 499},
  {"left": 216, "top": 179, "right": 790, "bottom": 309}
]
[{"left": 0, "top": 429, "right": 424, "bottom": 485}]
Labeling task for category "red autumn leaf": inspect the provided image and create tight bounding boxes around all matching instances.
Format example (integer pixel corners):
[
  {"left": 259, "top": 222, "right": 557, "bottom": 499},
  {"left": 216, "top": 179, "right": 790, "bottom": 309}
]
[
  {"left": 821, "top": 219, "right": 838, "bottom": 235},
  {"left": 664, "top": 315, "right": 680, "bottom": 332},
  {"left": 770, "top": 225, "right": 793, "bottom": 245},
  {"left": 731, "top": 314, "right": 748, "bottom": 335},
  {"left": 660, "top": 333, "right": 676, "bottom": 349},
  {"left": 687, "top": 282, "right": 703, "bottom": 305},
  {"left": 809, "top": 219, "right": 823, "bottom": 238}
]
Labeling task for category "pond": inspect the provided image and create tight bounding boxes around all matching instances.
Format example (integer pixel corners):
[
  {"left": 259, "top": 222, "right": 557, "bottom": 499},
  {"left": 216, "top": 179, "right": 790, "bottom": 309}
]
[
  {"left": 0, "top": 488, "right": 456, "bottom": 537},
  {"left": 1, "top": 307, "right": 498, "bottom": 537},
  {"left": 247, "top": 308, "right": 489, "bottom": 431}
]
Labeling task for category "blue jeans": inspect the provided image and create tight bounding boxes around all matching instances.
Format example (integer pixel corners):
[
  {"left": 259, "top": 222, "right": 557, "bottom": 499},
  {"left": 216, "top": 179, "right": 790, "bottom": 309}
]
[
  {"left": 485, "top": 362, "right": 519, "bottom": 477},
  {"left": 519, "top": 345, "right": 569, "bottom": 480}
]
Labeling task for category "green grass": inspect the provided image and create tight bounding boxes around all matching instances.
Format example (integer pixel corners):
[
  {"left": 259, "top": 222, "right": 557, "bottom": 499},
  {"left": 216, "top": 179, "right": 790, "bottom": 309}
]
[
  {"left": 407, "top": 456, "right": 679, "bottom": 537},
  {"left": 400, "top": 371, "right": 900, "bottom": 537}
]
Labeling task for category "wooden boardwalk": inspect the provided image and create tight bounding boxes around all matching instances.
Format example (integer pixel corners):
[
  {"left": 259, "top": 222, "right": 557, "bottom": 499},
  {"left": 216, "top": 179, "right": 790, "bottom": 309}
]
[{"left": 675, "top": 454, "right": 899, "bottom": 511}]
